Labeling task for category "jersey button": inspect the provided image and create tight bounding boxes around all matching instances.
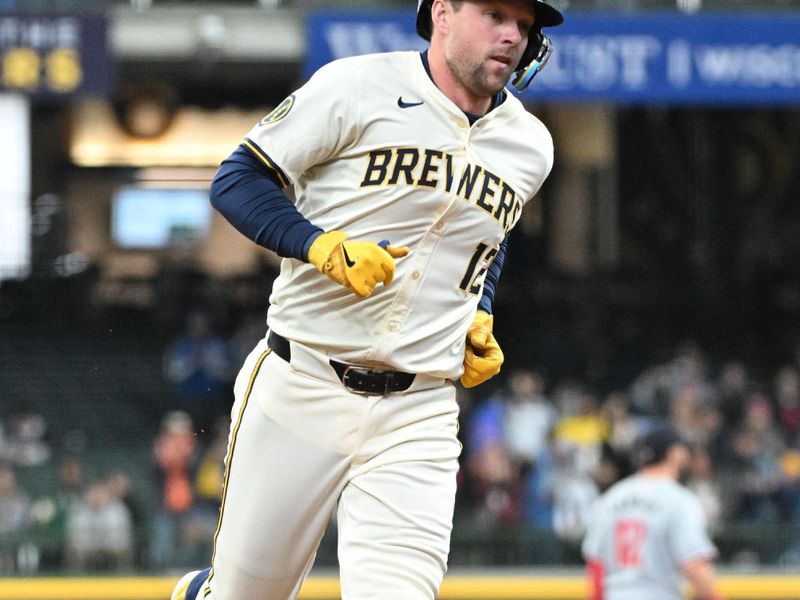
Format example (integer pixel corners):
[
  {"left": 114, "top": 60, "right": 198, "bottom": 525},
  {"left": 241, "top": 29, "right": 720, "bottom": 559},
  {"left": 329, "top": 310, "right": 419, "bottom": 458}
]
[
  {"left": 388, "top": 321, "right": 400, "bottom": 332},
  {"left": 411, "top": 271, "right": 421, "bottom": 280},
  {"left": 434, "top": 223, "right": 444, "bottom": 231}
]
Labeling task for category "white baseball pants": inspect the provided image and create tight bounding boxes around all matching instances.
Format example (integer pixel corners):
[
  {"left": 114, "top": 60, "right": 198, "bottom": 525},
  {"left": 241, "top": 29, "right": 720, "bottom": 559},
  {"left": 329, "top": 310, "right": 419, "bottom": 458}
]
[{"left": 195, "top": 335, "right": 461, "bottom": 600}]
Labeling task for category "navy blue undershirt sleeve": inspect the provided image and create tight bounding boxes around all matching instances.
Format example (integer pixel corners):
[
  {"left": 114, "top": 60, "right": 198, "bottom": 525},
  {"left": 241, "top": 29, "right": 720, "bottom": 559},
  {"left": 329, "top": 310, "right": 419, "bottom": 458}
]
[
  {"left": 478, "top": 235, "right": 510, "bottom": 314},
  {"left": 209, "top": 144, "right": 323, "bottom": 261}
]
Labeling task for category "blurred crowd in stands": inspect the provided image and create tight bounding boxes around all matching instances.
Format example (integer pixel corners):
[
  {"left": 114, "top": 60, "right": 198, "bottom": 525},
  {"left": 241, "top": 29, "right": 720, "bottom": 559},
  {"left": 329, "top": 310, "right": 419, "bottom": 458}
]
[
  {"left": 2, "top": 314, "right": 800, "bottom": 573},
  {"left": 459, "top": 340, "right": 800, "bottom": 563},
  {"left": 0, "top": 409, "right": 230, "bottom": 575}
]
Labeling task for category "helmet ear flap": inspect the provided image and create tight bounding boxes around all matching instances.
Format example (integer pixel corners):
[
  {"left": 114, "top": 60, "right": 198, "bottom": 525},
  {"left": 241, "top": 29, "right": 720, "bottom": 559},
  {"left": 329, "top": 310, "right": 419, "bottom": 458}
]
[{"left": 511, "top": 31, "right": 553, "bottom": 92}]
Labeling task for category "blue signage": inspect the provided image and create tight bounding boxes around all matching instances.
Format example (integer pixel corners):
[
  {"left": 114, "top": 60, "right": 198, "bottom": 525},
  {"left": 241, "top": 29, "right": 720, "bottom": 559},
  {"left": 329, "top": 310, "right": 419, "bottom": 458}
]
[
  {"left": 0, "top": 13, "right": 112, "bottom": 97},
  {"left": 305, "top": 10, "right": 800, "bottom": 105}
]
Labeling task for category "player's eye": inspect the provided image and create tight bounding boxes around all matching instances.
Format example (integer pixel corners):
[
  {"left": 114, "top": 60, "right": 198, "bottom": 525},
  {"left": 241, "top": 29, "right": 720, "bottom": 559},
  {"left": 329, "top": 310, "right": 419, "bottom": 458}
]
[{"left": 486, "top": 11, "right": 502, "bottom": 22}]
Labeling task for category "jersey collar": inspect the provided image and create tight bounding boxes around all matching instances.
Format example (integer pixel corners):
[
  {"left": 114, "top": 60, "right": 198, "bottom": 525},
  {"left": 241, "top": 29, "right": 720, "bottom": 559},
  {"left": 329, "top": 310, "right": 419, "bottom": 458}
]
[{"left": 419, "top": 50, "right": 507, "bottom": 125}]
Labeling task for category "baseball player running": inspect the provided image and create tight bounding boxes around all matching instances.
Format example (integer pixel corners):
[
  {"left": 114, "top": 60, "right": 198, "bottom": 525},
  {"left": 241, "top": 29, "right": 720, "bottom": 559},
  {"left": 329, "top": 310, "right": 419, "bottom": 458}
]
[
  {"left": 582, "top": 426, "right": 725, "bottom": 600},
  {"left": 171, "top": 1, "right": 562, "bottom": 598}
]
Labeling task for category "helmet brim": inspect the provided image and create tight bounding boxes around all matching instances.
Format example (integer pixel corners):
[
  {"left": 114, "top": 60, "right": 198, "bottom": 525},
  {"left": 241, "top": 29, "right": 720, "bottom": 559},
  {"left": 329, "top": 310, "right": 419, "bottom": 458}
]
[{"left": 533, "top": 1, "right": 564, "bottom": 27}]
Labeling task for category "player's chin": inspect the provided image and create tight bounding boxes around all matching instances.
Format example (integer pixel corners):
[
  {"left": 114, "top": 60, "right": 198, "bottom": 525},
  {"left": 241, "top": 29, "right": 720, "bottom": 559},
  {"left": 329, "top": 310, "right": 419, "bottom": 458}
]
[
  {"left": 484, "top": 73, "right": 512, "bottom": 95},
  {"left": 487, "top": 61, "right": 514, "bottom": 89}
]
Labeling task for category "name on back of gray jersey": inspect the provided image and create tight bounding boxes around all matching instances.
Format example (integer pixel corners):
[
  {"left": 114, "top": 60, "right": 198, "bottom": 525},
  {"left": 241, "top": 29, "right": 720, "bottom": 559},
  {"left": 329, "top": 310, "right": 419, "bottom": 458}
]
[{"left": 611, "top": 495, "right": 658, "bottom": 513}]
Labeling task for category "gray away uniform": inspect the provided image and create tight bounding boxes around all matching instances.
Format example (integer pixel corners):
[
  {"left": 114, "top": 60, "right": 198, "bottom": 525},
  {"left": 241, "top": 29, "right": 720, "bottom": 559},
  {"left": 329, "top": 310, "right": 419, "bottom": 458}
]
[{"left": 582, "top": 474, "right": 717, "bottom": 600}]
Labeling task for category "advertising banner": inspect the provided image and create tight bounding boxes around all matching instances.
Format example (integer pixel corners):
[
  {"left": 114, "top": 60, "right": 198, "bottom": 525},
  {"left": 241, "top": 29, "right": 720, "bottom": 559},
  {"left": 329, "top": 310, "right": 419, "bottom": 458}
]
[{"left": 305, "top": 10, "right": 800, "bottom": 105}]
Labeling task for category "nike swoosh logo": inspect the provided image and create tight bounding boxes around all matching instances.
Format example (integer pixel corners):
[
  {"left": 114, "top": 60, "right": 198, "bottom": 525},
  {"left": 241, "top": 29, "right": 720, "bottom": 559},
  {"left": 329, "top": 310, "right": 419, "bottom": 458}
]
[
  {"left": 342, "top": 245, "right": 356, "bottom": 268},
  {"left": 398, "top": 97, "right": 424, "bottom": 109}
]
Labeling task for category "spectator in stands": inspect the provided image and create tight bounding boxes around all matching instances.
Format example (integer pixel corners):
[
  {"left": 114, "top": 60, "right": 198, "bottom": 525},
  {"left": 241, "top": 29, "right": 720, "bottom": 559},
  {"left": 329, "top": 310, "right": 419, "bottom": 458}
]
[
  {"left": 4, "top": 413, "right": 50, "bottom": 467},
  {"left": 775, "top": 366, "right": 800, "bottom": 441},
  {"left": 602, "top": 391, "right": 648, "bottom": 457},
  {"left": 502, "top": 369, "right": 557, "bottom": 469},
  {"left": 548, "top": 439, "right": 599, "bottom": 549},
  {"left": 718, "top": 424, "right": 784, "bottom": 522},
  {"left": 465, "top": 369, "right": 556, "bottom": 526},
  {"left": 465, "top": 394, "right": 521, "bottom": 526},
  {"left": 670, "top": 340, "right": 712, "bottom": 394},
  {"left": 780, "top": 447, "right": 800, "bottom": 521},
  {"left": 163, "top": 308, "right": 235, "bottom": 432},
  {"left": 552, "top": 382, "right": 610, "bottom": 476},
  {"left": 193, "top": 416, "right": 228, "bottom": 512},
  {"left": 183, "top": 416, "right": 230, "bottom": 565},
  {"left": 686, "top": 446, "right": 723, "bottom": 533},
  {"left": 105, "top": 470, "right": 146, "bottom": 568},
  {"left": 629, "top": 340, "right": 711, "bottom": 417},
  {"left": 56, "top": 455, "right": 86, "bottom": 508},
  {"left": 149, "top": 411, "right": 198, "bottom": 569},
  {"left": 544, "top": 385, "right": 611, "bottom": 552},
  {"left": 524, "top": 440, "right": 556, "bottom": 531},
  {"left": 65, "top": 480, "right": 134, "bottom": 572},
  {"left": 745, "top": 394, "right": 786, "bottom": 460},
  {"left": 743, "top": 394, "right": 800, "bottom": 521},
  {"left": 717, "top": 360, "right": 752, "bottom": 430},
  {"left": 670, "top": 383, "right": 711, "bottom": 446},
  {"left": 21, "top": 455, "right": 87, "bottom": 571},
  {"left": 698, "top": 402, "right": 725, "bottom": 457},
  {"left": 0, "top": 463, "right": 31, "bottom": 574}
]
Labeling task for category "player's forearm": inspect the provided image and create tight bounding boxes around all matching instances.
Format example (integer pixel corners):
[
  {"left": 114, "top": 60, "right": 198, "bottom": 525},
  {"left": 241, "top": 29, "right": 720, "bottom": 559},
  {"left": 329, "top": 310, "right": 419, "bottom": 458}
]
[
  {"left": 477, "top": 234, "right": 509, "bottom": 314},
  {"left": 210, "top": 144, "right": 322, "bottom": 261},
  {"left": 683, "top": 559, "right": 723, "bottom": 600}
]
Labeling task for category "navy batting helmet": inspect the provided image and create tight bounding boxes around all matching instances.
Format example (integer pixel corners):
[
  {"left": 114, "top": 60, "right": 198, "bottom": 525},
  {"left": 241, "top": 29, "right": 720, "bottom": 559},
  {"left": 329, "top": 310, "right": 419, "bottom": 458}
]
[
  {"left": 632, "top": 425, "right": 689, "bottom": 469},
  {"left": 415, "top": 0, "right": 564, "bottom": 92}
]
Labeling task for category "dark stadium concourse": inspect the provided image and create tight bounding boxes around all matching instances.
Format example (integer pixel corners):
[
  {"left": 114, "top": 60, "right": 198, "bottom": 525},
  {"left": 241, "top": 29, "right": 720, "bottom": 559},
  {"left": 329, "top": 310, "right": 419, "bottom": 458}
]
[{"left": 2, "top": 0, "right": 800, "bottom": 591}]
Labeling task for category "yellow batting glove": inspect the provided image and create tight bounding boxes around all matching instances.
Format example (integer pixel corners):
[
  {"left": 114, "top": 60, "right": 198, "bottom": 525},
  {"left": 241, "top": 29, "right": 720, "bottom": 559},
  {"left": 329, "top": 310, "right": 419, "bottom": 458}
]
[
  {"left": 307, "top": 231, "right": 410, "bottom": 298},
  {"left": 461, "top": 310, "right": 504, "bottom": 388},
  {"left": 465, "top": 310, "right": 494, "bottom": 350}
]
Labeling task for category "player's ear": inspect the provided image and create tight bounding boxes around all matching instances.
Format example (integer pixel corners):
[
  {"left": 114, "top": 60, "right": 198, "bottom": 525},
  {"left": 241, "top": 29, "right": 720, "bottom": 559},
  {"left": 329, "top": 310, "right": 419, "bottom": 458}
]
[{"left": 430, "top": 0, "right": 450, "bottom": 37}]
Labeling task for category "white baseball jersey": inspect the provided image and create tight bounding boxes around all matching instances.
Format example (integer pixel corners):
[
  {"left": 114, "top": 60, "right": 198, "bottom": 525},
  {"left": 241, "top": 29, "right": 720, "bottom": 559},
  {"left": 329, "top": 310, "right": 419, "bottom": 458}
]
[
  {"left": 244, "top": 51, "right": 554, "bottom": 379},
  {"left": 582, "top": 474, "right": 718, "bottom": 600}
]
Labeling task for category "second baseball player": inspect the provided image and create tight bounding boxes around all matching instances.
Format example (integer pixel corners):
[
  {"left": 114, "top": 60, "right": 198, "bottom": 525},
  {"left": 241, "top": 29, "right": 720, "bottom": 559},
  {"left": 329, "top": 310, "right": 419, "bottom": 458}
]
[{"left": 582, "top": 426, "right": 725, "bottom": 600}]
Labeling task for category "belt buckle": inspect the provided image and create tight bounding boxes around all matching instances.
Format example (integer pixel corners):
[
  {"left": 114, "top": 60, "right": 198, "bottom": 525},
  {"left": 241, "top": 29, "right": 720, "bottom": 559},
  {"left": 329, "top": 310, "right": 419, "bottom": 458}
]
[
  {"left": 341, "top": 366, "right": 393, "bottom": 396},
  {"left": 341, "top": 366, "right": 368, "bottom": 395}
]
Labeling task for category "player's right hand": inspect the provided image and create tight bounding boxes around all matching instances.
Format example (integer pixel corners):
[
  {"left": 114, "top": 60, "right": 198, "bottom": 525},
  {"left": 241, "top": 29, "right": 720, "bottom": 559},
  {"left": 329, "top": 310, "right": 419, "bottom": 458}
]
[{"left": 307, "top": 230, "right": 409, "bottom": 297}]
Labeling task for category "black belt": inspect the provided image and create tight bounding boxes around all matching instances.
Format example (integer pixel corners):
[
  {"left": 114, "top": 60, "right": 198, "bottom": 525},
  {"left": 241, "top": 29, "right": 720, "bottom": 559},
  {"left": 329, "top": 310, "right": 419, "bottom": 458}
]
[{"left": 268, "top": 331, "right": 415, "bottom": 395}]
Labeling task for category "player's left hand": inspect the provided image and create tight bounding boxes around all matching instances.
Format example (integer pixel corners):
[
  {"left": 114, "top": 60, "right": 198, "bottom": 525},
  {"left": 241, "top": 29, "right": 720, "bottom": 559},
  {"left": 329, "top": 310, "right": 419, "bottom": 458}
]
[{"left": 460, "top": 310, "right": 504, "bottom": 388}]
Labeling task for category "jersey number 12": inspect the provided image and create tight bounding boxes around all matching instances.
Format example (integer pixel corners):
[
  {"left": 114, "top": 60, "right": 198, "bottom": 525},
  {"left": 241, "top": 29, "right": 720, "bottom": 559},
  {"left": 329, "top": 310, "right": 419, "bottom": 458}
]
[
  {"left": 459, "top": 242, "right": 498, "bottom": 295},
  {"left": 615, "top": 519, "right": 647, "bottom": 567}
]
